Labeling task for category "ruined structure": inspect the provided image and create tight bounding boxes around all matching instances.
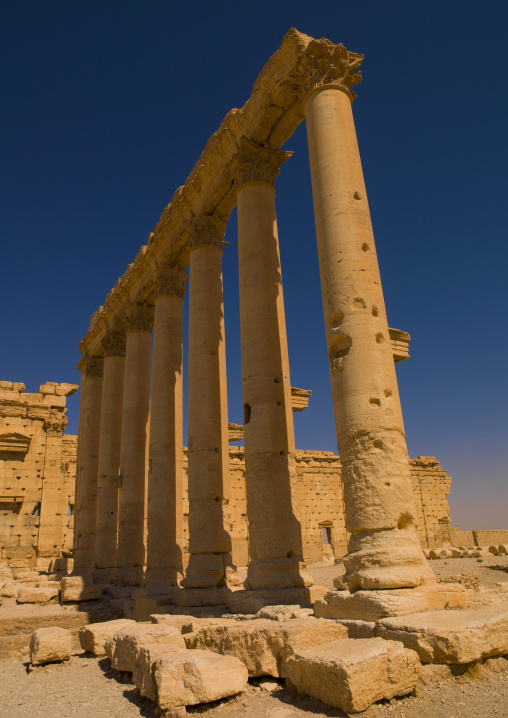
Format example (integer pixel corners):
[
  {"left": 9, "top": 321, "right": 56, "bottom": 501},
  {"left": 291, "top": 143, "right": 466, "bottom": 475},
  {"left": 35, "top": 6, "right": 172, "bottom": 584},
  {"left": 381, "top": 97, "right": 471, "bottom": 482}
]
[
  {"left": 0, "top": 381, "right": 77, "bottom": 568},
  {"left": 69, "top": 29, "right": 475, "bottom": 616}
]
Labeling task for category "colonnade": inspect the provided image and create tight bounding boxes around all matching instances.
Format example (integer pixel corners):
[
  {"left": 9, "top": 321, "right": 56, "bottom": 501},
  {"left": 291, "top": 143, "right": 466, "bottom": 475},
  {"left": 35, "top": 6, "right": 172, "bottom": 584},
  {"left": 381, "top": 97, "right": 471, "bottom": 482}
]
[{"left": 73, "top": 35, "right": 434, "bottom": 598}]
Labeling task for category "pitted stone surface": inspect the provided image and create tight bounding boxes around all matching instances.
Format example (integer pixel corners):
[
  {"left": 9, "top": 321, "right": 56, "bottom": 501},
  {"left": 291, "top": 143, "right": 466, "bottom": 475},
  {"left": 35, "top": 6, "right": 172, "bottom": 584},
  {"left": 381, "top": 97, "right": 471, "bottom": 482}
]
[{"left": 79, "top": 619, "right": 135, "bottom": 655}]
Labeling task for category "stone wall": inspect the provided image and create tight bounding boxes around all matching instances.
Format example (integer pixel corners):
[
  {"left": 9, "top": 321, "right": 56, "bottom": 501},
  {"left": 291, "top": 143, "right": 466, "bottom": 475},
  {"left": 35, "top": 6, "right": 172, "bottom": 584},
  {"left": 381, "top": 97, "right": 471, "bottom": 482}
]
[{"left": 0, "top": 381, "right": 78, "bottom": 568}]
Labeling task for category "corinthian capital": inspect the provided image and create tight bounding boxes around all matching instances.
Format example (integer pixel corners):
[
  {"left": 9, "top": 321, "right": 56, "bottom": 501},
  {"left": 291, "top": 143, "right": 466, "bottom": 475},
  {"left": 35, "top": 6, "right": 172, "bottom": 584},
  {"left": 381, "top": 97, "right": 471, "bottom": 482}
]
[
  {"left": 102, "top": 331, "right": 127, "bottom": 358},
  {"left": 156, "top": 264, "right": 188, "bottom": 299},
  {"left": 233, "top": 136, "right": 292, "bottom": 188},
  {"left": 124, "top": 303, "right": 154, "bottom": 333},
  {"left": 189, "top": 214, "right": 227, "bottom": 251},
  {"left": 280, "top": 39, "right": 363, "bottom": 102},
  {"left": 78, "top": 356, "right": 104, "bottom": 378}
]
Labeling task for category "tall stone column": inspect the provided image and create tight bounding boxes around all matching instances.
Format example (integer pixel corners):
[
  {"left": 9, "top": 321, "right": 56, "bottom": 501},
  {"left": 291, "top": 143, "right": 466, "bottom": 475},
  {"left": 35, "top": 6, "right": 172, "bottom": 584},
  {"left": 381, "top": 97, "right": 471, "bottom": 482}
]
[
  {"left": 114, "top": 303, "right": 153, "bottom": 586},
  {"left": 144, "top": 264, "right": 187, "bottom": 592},
  {"left": 234, "top": 137, "right": 313, "bottom": 590},
  {"left": 182, "top": 215, "right": 234, "bottom": 589},
  {"left": 286, "top": 40, "right": 435, "bottom": 590},
  {"left": 73, "top": 356, "right": 103, "bottom": 578},
  {"left": 93, "top": 331, "right": 126, "bottom": 584}
]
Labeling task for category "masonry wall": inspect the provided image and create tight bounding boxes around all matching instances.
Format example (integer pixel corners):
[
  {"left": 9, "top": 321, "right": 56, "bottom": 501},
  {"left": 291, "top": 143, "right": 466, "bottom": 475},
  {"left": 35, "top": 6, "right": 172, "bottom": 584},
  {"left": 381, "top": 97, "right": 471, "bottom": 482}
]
[{"left": 0, "top": 381, "right": 77, "bottom": 568}]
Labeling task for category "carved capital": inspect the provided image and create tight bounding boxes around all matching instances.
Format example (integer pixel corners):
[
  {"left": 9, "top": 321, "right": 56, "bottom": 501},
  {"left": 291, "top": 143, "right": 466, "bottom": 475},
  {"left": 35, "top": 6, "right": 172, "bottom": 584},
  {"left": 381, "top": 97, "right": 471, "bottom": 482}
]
[
  {"left": 156, "top": 264, "right": 188, "bottom": 299},
  {"left": 124, "top": 303, "right": 154, "bottom": 333},
  {"left": 233, "top": 136, "right": 292, "bottom": 188},
  {"left": 189, "top": 214, "right": 227, "bottom": 251},
  {"left": 44, "top": 417, "right": 67, "bottom": 435},
  {"left": 101, "top": 331, "right": 127, "bottom": 358},
  {"left": 79, "top": 356, "right": 104, "bottom": 379},
  {"left": 280, "top": 39, "right": 363, "bottom": 102}
]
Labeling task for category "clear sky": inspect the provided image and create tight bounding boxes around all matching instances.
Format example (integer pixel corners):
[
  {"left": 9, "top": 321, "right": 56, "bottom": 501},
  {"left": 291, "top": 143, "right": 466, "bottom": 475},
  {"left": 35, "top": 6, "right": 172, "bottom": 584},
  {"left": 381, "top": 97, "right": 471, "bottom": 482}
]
[{"left": 1, "top": 1, "right": 506, "bottom": 530}]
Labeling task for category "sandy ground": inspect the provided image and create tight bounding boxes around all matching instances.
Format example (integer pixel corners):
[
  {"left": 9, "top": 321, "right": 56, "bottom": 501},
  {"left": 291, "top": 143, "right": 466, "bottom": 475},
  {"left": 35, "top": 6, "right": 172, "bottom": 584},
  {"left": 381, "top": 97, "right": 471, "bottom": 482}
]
[{"left": 1, "top": 557, "right": 507, "bottom": 718}]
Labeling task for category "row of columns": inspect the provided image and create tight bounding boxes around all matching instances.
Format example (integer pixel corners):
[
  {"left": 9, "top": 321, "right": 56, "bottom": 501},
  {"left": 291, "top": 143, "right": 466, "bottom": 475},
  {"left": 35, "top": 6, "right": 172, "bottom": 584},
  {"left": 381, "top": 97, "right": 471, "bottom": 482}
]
[{"left": 74, "top": 54, "right": 433, "bottom": 594}]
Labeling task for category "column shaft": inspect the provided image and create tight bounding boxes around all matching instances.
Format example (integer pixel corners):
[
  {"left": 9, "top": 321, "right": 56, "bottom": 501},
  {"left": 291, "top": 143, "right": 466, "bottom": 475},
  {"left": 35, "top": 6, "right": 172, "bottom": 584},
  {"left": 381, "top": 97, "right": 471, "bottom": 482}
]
[
  {"left": 94, "top": 352, "right": 125, "bottom": 583},
  {"left": 305, "top": 86, "right": 435, "bottom": 589},
  {"left": 115, "top": 314, "right": 152, "bottom": 586},
  {"left": 183, "top": 239, "right": 232, "bottom": 588},
  {"left": 73, "top": 363, "right": 103, "bottom": 577},
  {"left": 145, "top": 290, "right": 185, "bottom": 589},
  {"left": 237, "top": 182, "right": 311, "bottom": 590}
]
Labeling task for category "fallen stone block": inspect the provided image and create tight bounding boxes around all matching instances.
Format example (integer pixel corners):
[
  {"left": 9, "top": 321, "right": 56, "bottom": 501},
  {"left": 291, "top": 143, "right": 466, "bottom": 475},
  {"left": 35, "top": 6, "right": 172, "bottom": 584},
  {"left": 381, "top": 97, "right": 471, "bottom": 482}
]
[
  {"left": 284, "top": 638, "right": 420, "bottom": 713},
  {"left": 254, "top": 605, "right": 313, "bottom": 621},
  {"left": 79, "top": 618, "right": 135, "bottom": 655},
  {"left": 153, "top": 649, "right": 248, "bottom": 710},
  {"left": 17, "top": 586, "right": 59, "bottom": 603},
  {"left": 105, "top": 623, "right": 186, "bottom": 672},
  {"left": 134, "top": 643, "right": 186, "bottom": 703},
  {"left": 186, "top": 618, "right": 348, "bottom": 677},
  {"left": 1, "top": 581, "right": 20, "bottom": 598},
  {"left": 30, "top": 627, "right": 72, "bottom": 666},
  {"left": 60, "top": 576, "right": 102, "bottom": 602},
  {"left": 377, "top": 604, "right": 508, "bottom": 663}
]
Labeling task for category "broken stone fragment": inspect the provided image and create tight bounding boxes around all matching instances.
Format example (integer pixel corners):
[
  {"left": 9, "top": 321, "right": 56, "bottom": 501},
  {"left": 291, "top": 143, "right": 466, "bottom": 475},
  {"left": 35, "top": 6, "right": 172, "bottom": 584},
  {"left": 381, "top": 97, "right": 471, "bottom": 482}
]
[
  {"left": 105, "top": 623, "right": 186, "bottom": 672},
  {"left": 30, "top": 626, "right": 72, "bottom": 666},
  {"left": 153, "top": 649, "right": 248, "bottom": 710},
  {"left": 79, "top": 618, "right": 135, "bottom": 656},
  {"left": 185, "top": 617, "right": 348, "bottom": 677},
  {"left": 284, "top": 638, "right": 420, "bottom": 713}
]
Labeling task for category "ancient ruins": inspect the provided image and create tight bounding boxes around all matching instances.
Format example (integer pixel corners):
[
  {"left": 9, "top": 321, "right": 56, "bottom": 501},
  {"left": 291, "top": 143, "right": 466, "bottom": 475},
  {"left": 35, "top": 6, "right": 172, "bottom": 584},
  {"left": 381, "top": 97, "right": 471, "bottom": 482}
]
[{"left": 1, "top": 28, "right": 507, "bottom": 718}]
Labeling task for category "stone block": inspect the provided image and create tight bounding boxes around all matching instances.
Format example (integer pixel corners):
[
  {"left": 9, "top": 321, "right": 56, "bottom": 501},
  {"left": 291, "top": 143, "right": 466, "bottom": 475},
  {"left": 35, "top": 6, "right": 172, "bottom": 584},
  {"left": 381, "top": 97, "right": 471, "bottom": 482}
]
[
  {"left": 254, "top": 604, "right": 314, "bottom": 621},
  {"left": 172, "top": 586, "right": 233, "bottom": 607},
  {"left": 376, "top": 604, "right": 508, "bottom": 664},
  {"left": 1, "top": 582, "right": 20, "bottom": 598},
  {"left": 186, "top": 617, "right": 348, "bottom": 677},
  {"left": 314, "top": 584, "right": 470, "bottom": 621},
  {"left": 79, "top": 619, "right": 135, "bottom": 656},
  {"left": 30, "top": 627, "right": 72, "bottom": 665},
  {"left": 284, "top": 638, "right": 420, "bottom": 713},
  {"left": 105, "top": 623, "right": 186, "bottom": 672},
  {"left": 17, "top": 586, "right": 59, "bottom": 603},
  {"left": 153, "top": 650, "right": 248, "bottom": 710},
  {"left": 134, "top": 643, "right": 186, "bottom": 703},
  {"left": 12, "top": 382, "right": 26, "bottom": 392},
  {"left": 60, "top": 576, "right": 102, "bottom": 602},
  {"left": 229, "top": 586, "right": 327, "bottom": 614}
]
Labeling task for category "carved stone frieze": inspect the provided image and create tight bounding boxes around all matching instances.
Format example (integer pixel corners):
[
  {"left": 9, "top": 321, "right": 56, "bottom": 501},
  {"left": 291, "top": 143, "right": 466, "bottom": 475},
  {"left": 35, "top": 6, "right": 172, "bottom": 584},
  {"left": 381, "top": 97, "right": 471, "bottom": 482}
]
[
  {"left": 78, "top": 356, "right": 104, "bottom": 379},
  {"left": 101, "top": 331, "right": 127, "bottom": 358},
  {"left": 232, "top": 136, "right": 292, "bottom": 189},
  {"left": 156, "top": 264, "right": 188, "bottom": 299},
  {"left": 124, "top": 303, "right": 154, "bottom": 333},
  {"left": 189, "top": 214, "right": 227, "bottom": 252},
  {"left": 279, "top": 38, "right": 363, "bottom": 102}
]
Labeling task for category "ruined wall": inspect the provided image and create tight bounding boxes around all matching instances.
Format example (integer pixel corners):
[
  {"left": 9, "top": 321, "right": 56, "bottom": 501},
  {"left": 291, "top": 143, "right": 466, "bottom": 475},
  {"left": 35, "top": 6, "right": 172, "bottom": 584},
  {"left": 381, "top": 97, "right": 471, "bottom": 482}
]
[
  {"left": 0, "top": 381, "right": 77, "bottom": 568},
  {"left": 409, "top": 456, "right": 452, "bottom": 548}
]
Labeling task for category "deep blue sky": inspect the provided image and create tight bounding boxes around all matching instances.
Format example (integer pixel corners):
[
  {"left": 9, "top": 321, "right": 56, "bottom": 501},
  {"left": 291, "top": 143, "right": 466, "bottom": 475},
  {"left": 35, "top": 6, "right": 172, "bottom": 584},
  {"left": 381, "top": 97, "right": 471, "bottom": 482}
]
[{"left": 1, "top": 1, "right": 506, "bottom": 530}]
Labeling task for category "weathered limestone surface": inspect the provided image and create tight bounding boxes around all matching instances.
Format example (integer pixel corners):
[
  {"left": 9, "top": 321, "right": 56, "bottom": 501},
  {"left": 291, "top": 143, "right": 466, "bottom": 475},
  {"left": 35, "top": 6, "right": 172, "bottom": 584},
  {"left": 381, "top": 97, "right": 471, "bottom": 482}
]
[
  {"left": 185, "top": 617, "right": 348, "bottom": 677},
  {"left": 17, "top": 586, "right": 59, "bottom": 603},
  {"left": 105, "top": 623, "right": 186, "bottom": 672},
  {"left": 30, "top": 626, "right": 72, "bottom": 665},
  {"left": 229, "top": 586, "right": 327, "bottom": 615},
  {"left": 0, "top": 381, "right": 77, "bottom": 568},
  {"left": 60, "top": 575, "right": 102, "bottom": 602},
  {"left": 153, "top": 650, "right": 248, "bottom": 710},
  {"left": 285, "top": 638, "right": 420, "bottom": 713},
  {"left": 315, "top": 584, "right": 471, "bottom": 621},
  {"left": 79, "top": 618, "right": 135, "bottom": 655},
  {"left": 376, "top": 603, "right": 508, "bottom": 663}
]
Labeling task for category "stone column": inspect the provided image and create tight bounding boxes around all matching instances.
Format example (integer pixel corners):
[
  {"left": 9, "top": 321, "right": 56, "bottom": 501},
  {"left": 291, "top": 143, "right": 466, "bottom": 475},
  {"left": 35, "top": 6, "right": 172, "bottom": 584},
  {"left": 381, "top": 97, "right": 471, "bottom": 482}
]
[
  {"left": 287, "top": 40, "right": 435, "bottom": 590},
  {"left": 73, "top": 356, "right": 103, "bottom": 578},
  {"left": 233, "top": 137, "right": 313, "bottom": 590},
  {"left": 182, "top": 215, "right": 234, "bottom": 589},
  {"left": 144, "top": 265, "right": 187, "bottom": 592},
  {"left": 114, "top": 303, "right": 153, "bottom": 586},
  {"left": 93, "top": 331, "right": 126, "bottom": 584}
]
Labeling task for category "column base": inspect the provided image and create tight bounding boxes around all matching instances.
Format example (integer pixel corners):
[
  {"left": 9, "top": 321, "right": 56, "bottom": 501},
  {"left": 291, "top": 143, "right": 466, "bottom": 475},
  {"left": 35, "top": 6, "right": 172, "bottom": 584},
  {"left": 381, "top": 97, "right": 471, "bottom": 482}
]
[
  {"left": 314, "top": 583, "right": 471, "bottom": 622},
  {"left": 244, "top": 557, "right": 314, "bottom": 590},
  {"left": 113, "top": 565, "right": 144, "bottom": 586},
  {"left": 181, "top": 552, "right": 239, "bottom": 588},
  {"left": 229, "top": 585, "right": 327, "bottom": 614},
  {"left": 92, "top": 567, "right": 116, "bottom": 584},
  {"left": 133, "top": 594, "right": 176, "bottom": 622}
]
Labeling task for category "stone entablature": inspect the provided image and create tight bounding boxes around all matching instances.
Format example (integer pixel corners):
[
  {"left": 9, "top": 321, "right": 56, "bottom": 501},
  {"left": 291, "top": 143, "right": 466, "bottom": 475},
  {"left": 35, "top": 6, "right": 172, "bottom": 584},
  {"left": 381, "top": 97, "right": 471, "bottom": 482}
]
[{"left": 0, "top": 381, "right": 78, "bottom": 567}]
